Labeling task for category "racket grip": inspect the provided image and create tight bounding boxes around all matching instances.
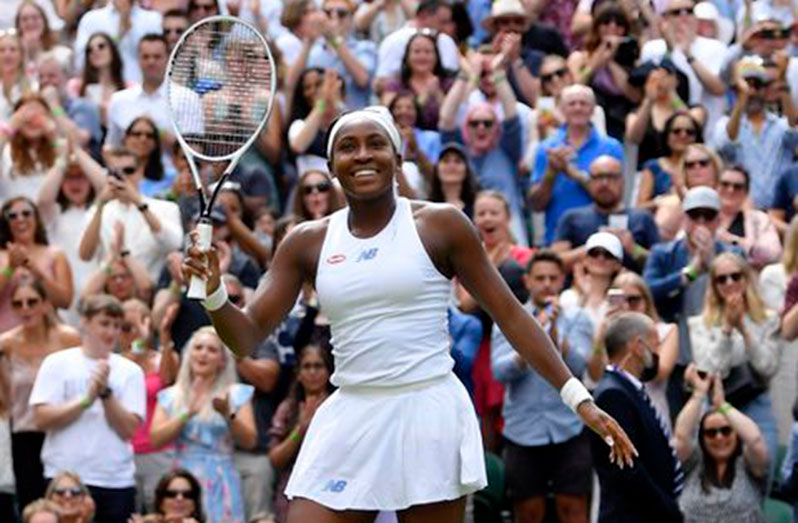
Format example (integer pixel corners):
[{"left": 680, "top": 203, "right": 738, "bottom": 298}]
[{"left": 187, "top": 220, "right": 213, "bottom": 301}]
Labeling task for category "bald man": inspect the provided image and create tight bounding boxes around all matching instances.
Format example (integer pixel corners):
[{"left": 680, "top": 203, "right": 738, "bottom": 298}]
[{"left": 551, "top": 155, "right": 660, "bottom": 272}]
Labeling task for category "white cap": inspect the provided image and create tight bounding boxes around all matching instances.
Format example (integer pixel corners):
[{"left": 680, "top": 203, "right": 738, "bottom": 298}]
[
  {"left": 481, "top": 0, "right": 529, "bottom": 30},
  {"left": 585, "top": 232, "right": 623, "bottom": 262},
  {"left": 694, "top": 2, "right": 735, "bottom": 45},
  {"left": 683, "top": 186, "right": 721, "bottom": 212}
]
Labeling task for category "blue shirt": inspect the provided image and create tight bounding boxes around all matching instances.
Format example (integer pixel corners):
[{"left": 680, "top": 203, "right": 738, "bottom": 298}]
[
  {"left": 307, "top": 36, "right": 377, "bottom": 110},
  {"left": 770, "top": 165, "right": 798, "bottom": 222},
  {"left": 448, "top": 307, "right": 482, "bottom": 398},
  {"left": 491, "top": 302, "right": 593, "bottom": 446},
  {"left": 532, "top": 126, "right": 624, "bottom": 245}
]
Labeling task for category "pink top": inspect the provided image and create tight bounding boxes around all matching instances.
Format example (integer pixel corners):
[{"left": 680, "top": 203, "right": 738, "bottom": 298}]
[{"left": 132, "top": 370, "right": 171, "bottom": 454}]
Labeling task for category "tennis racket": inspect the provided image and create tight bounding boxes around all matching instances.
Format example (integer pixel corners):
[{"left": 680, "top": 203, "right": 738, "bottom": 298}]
[{"left": 166, "top": 15, "right": 276, "bottom": 300}]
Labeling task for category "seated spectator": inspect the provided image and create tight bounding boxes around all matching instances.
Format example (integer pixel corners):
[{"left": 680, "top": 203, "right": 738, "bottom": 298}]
[
  {"left": 30, "top": 294, "right": 145, "bottom": 522},
  {"left": 470, "top": 190, "right": 533, "bottom": 276},
  {"left": 290, "top": 170, "right": 342, "bottom": 223},
  {"left": 15, "top": 1, "right": 72, "bottom": 81},
  {"left": 123, "top": 116, "right": 170, "bottom": 198},
  {"left": 440, "top": 51, "right": 526, "bottom": 243},
  {"left": 716, "top": 165, "right": 782, "bottom": 270},
  {"left": 0, "top": 94, "right": 69, "bottom": 202},
  {"left": 637, "top": 111, "right": 703, "bottom": 212},
  {"left": 530, "top": 84, "right": 624, "bottom": 246},
  {"left": 553, "top": 155, "right": 660, "bottom": 273},
  {"left": 21, "top": 499, "right": 61, "bottom": 523},
  {"left": 389, "top": 91, "right": 442, "bottom": 191},
  {"left": 0, "top": 30, "right": 31, "bottom": 121},
  {"left": 354, "top": 0, "right": 414, "bottom": 44},
  {"left": 381, "top": 31, "right": 454, "bottom": 129},
  {"left": 120, "top": 299, "right": 179, "bottom": 514},
  {"left": 268, "top": 344, "right": 334, "bottom": 523},
  {"left": 69, "top": 32, "right": 126, "bottom": 129},
  {"left": 428, "top": 142, "right": 478, "bottom": 218},
  {"left": 78, "top": 147, "right": 183, "bottom": 282},
  {"left": 150, "top": 327, "right": 257, "bottom": 522},
  {"left": 492, "top": 250, "right": 594, "bottom": 523},
  {"left": 149, "top": 469, "right": 206, "bottom": 523},
  {"left": 688, "top": 252, "right": 781, "bottom": 467},
  {"left": 74, "top": 0, "right": 162, "bottom": 85},
  {"left": 567, "top": 2, "right": 641, "bottom": 140},
  {"left": 288, "top": 68, "right": 345, "bottom": 175},
  {"left": 0, "top": 197, "right": 74, "bottom": 326},
  {"left": 44, "top": 471, "right": 96, "bottom": 523},
  {"left": 0, "top": 278, "right": 80, "bottom": 511},
  {"left": 673, "top": 366, "right": 769, "bottom": 522}
]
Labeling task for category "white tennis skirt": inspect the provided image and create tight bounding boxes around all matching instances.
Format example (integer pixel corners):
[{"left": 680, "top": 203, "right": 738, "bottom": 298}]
[{"left": 284, "top": 372, "right": 487, "bottom": 511}]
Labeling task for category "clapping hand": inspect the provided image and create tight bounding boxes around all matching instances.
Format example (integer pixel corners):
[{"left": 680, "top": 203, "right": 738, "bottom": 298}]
[
  {"left": 723, "top": 294, "right": 746, "bottom": 332},
  {"left": 212, "top": 389, "right": 232, "bottom": 419}
]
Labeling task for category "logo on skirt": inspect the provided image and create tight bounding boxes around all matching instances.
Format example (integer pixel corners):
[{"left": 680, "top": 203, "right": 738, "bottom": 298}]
[{"left": 323, "top": 479, "right": 347, "bottom": 493}]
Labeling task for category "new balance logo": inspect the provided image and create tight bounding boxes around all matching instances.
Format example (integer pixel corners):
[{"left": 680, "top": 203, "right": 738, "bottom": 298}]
[
  {"left": 323, "top": 479, "right": 347, "bottom": 493},
  {"left": 356, "top": 248, "right": 379, "bottom": 262}
]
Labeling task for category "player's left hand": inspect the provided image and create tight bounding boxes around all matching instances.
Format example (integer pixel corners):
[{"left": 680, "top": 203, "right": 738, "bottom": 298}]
[{"left": 578, "top": 400, "right": 638, "bottom": 468}]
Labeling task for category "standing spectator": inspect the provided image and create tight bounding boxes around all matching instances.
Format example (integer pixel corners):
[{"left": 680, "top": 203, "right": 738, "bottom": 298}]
[
  {"left": 552, "top": 155, "right": 660, "bottom": 273},
  {"left": 428, "top": 142, "right": 479, "bottom": 218},
  {"left": 72, "top": 33, "right": 126, "bottom": 130},
  {"left": 74, "top": 0, "right": 163, "bottom": 85},
  {"left": 30, "top": 294, "right": 145, "bottom": 523},
  {"left": 389, "top": 91, "right": 442, "bottom": 189},
  {"left": 492, "top": 251, "right": 594, "bottom": 523},
  {"left": 530, "top": 84, "right": 624, "bottom": 245},
  {"left": 673, "top": 366, "right": 769, "bottom": 522},
  {"left": 44, "top": 471, "right": 96, "bottom": 523},
  {"left": 268, "top": 344, "right": 334, "bottom": 523},
  {"left": 122, "top": 116, "right": 169, "bottom": 197},
  {"left": 355, "top": 0, "right": 416, "bottom": 44},
  {"left": 149, "top": 327, "right": 257, "bottom": 523},
  {"left": 186, "top": 0, "right": 219, "bottom": 24},
  {"left": 161, "top": 9, "right": 188, "bottom": 53},
  {"left": 275, "top": 0, "right": 320, "bottom": 66},
  {"left": 716, "top": 165, "right": 782, "bottom": 270},
  {"left": 78, "top": 147, "right": 183, "bottom": 282},
  {"left": 15, "top": 1, "right": 72, "bottom": 81},
  {"left": 0, "top": 278, "right": 81, "bottom": 511},
  {"left": 0, "top": 29, "right": 31, "bottom": 121},
  {"left": 714, "top": 56, "right": 798, "bottom": 209},
  {"left": 148, "top": 469, "right": 206, "bottom": 523},
  {"left": 290, "top": 170, "right": 343, "bottom": 222},
  {"left": 761, "top": 216, "right": 798, "bottom": 316},
  {"left": 589, "top": 312, "right": 684, "bottom": 523}
]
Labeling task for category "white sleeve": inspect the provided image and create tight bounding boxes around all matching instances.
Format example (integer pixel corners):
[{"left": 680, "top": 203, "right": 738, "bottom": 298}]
[
  {"left": 73, "top": 12, "right": 95, "bottom": 77},
  {"left": 118, "top": 364, "right": 146, "bottom": 421},
  {"left": 104, "top": 93, "right": 123, "bottom": 148},
  {"left": 376, "top": 33, "right": 401, "bottom": 78},
  {"left": 437, "top": 34, "right": 460, "bottom": 72},
  {"left": 154, "top": 201, "right": 184, "bottom": 252},
  {"left": 576, "top": 0, "right": 593, "bottom": 13},
  {"left": 29, "top": 354, "right": 64, "bottom": 407}
]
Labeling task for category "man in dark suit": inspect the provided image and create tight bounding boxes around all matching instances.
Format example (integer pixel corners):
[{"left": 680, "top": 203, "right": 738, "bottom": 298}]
[{"left": 589, "top": 312, "right": 684, "bottom": 523}]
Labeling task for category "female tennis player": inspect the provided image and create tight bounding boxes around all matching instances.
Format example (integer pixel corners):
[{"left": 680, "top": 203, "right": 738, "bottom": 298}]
[{"left": 183, "top": 106, "right": 636, "bottom": 523}]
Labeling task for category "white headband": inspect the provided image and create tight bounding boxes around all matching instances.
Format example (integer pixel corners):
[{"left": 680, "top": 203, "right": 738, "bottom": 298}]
[{"left": 326, "top": 106, "right": 402, "bottom": 158}]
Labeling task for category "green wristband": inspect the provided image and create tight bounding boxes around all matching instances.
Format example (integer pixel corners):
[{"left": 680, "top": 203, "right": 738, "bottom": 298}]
[
  {"left": 51, "top": 106, "right": 66, "bottom": 118},
  {"left": 633, "top": 244, "right": 647, "bottom": 258},
  {"left": 717, "top": 402, "right": 733, "bottom": 415},
  {"left": 2, "top": 266, "right": 13, "bottom": 279},
  {"left": 315, "top": 99, "right": 327, "bottom": 112},
  {"left": 79, "top": 395, "right": 91, "bottom": 409},
  {"left": 291, "top": 428, "right": 301, "bottom": 442},
  {"left": 178, "top": 411, "right": 190, "bottom": 423}
]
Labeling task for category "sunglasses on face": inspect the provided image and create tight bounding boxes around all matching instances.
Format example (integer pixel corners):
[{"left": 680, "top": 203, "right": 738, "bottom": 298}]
[
  {"left": 625, "top": 294, "right": 644, "bottom": 307},
  {"left": 12, "top": 297, "right": 41, "bottom": 309},
  {"left": 685, "top": 158, "right": 711, "bottom": 169},
  {"left": 111, "top": 166, "right": 137, "bottom": 177},
  {"left": 703, "top": 425, "right": 733, "bottom": 439},
  {"left": 587, "top": 248, "right": 616, "bottom": 261},
  {"left": 5, "top": 209, "right": 33, "bottom": 221},
  {"left": 128, "top": 130, "right": 155, "bottom": 139},
  {"left": 664, "top": 7, "right": 693, "bottom": 16},
  {"left": 52, "top": 487, "right": 84, "bottom": 497},
  {"left": 163, "top": 488, "right": 195, "bottom": 499},
  {"left": 756, "top": 28, "right": 788, "bottom": 40},
  {"left": 164, "top": 27, "right": 186, "bottom": 36},
  {"left": 468, "top": 119, "right": 495, "bottom": 130},
  {"left": 324, "top": 8, "right": 350, "bottom": 18},
  {"left": 599, "top": 15, "right": 628, "bottom": 27},
  {"left": 671, "top": 126, "right": 696, "bottom": 137},
  {"left": 714, "top": 271, "right": 744, "bottom": 285},
  {"left": 686, "top": 208, "right": 718, "bottom": 222},
  {"left": 541, "top": 67, "right": 568, "bottom": 83},
  {"left": 303, "top": 181, "right": 332, "bottom": 195},
  {"left": 719, "top": 180, "right": 746, "bottom": 192}
]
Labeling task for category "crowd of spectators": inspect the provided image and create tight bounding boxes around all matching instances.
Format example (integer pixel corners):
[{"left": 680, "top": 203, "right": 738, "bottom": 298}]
[{"left": 5, "top": 0, "right": 798, "bottom": 522}]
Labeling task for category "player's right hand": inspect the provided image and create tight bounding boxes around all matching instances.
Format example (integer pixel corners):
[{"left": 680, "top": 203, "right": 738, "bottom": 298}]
[{"left": 182, "top": 230, "right": 222, "bottom": 295}]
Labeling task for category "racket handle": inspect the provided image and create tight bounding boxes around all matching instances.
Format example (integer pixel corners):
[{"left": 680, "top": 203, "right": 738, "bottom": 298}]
[{"left": 187, "top": 220, "right": 214, "bottom": 301}]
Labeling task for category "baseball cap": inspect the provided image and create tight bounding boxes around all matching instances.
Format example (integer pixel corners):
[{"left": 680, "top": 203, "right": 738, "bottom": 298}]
[
  {"left": 585, "top": 232, "right": 623, "bottom": 262},
  {"left": 682, "top": 186, "right": 720, "bottom": 212}
]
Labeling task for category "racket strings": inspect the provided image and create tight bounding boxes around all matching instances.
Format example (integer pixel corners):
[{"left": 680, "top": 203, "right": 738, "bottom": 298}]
[{"left": 168, "top": 20, "right": 273, "bottom": 159}]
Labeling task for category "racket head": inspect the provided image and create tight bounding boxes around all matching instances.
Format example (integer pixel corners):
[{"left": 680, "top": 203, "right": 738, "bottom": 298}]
[{"left": 166, "top": 15, "right": 277, "bottom": 163}]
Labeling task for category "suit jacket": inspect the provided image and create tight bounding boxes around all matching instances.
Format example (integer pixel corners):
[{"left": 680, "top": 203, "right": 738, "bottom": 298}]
[{"left": 589, "top": 369, "right": 684, "bottom": 523}]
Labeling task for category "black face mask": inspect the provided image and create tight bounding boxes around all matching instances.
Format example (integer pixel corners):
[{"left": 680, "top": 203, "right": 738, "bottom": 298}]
[{"left": 640, "top": 346, "right": 660, "bottom": 383}]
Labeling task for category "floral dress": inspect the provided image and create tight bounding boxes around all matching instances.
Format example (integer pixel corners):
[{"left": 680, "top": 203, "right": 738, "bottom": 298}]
[{"left": 157, "top": 383, "right": 254, "bottom": 522}]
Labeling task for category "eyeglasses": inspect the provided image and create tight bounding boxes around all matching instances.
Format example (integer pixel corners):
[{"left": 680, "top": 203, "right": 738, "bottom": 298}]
[
  {"left": 670, "top": 126, "right": 696, "bottom": 137},
  {"left": 541, "top": 67, "right": 568, "bottom": 83},
  {"left": 163, "top": 488, "right": 195, "bottom": 499},
  {"left": 89, "top": 42, "right": 108, "bottom": 53},
  {"left": 5, "top": 209, "right": 33, "bottom": 221},
  {"left": 756, "top": 28, "right": 789, "bottom": 40},
  {"left": 746, "top": 77, "right": 772, "bottom": 90},
  {"left": 128, "top": 130, "right": 156, "bottom": 139},
  {"left": 719, "top": 180, "right": 747, "bottom": 192},
  {"left": 714, "top": 271, "right": 744, "bottom": 285},
  {"left": 685, "top": 158, "right": 711, "bottom": 169},
  {"left": 303, "top": 181, "right": 332, "bottom": 195},
  {"left": 590, "top": 172, "right": 621, "bottom": 183},
  {"left": 52, "top": 487, "right": 84, "bottom": 497},
  {"left": 301, "top": 362, "right": 326, "bottom": 371},
  {"left": 686, "top": 208, "right": 718, "bottom": 223},
  {"left": 625, "top": 294, "right": 644, "bottom": 307},
  {"left": 703, "top": 425, "right": 733, "bottom": 439},
  {"left": 229, "top": 294, "right": 243, "bottom": 305},
  {"left": 468, "top": 119, "right": 495, "bottom": 130},
  {"left": 324, "top": 8, "right": 350, "bottom": 18},
  {"left": 12, "top": 297, "right": 41, "bottom": 309},
  {"left": 664, "top": 7, "right": 693, "bottom": 16},
  {"left": 587, "top": 249, "right": 616, "bottom": 261}
]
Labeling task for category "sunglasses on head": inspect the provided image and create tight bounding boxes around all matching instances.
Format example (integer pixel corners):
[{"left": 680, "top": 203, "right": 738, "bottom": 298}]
[
  {"left": 686, "top": 208, "right": 717, "bottom": 222},
  {"left": 5, "top": 209, "right": 33, "bottom": 221},
  {"left": 163, "top": 488, "right": 195, "bottom": 499},
  {"left": 720, "top": 180, "right": 746, "bottom": 192},
  {"left": 12, "top": 297, "right": 40, "bottom": 309},
  {"left": 468, "top": 119, "right": 495, "bottom": 130},
  {"left": 685, "top": 158, "right": 711, "bottom": 169},
  {"left": 324, "top": 7, "right": 350, "bottom": 18},
  {"left": 52, "top": 487, "right": 83, "bottom": 497},
  {"left": 664, "top": 7, "right": 693, "bottom": 16},
  {"left": 714, "top": 271, "right": 744, "bottom": 285},
  {"left": 671, "top": 126, "right": 696, "bottom": 137},
  {"left": 303, "top": 181, "right": 332, "bottom": 195},
  {"left": 587, "top": 248, "right": 616, "bottom": 261},
  {"left": 703, "top": 425, "right": 733, "bottom": 438},
  {"left": 541, "top": 67, "right": 568, "bottom": 83}
]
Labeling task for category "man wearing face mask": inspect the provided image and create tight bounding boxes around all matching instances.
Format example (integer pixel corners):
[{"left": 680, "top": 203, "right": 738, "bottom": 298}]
[{"left": 589, "top": 312, "right": 684, "bottom": 523}]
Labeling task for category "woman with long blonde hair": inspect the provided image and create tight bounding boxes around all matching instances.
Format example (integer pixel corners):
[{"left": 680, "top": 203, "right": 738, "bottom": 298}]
[
  {"left": 149, "top": 326, "right": 256, "bottom": 522},
  {"left": 688, "top": 252, "right": 780, "bottom": 466},
  {"left": 0, "top": 29, "right": 31, "bottom": 121}
]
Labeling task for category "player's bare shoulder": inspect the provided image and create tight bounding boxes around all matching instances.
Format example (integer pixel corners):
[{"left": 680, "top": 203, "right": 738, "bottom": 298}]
[
  {"left": 275, "top": 215, "right": 334, "bottom": 281},
  {"left": 410, "top": 200, "right": 476, "bottom": 277}
]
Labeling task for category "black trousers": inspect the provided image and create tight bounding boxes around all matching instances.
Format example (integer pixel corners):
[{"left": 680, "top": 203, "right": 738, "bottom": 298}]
[
  {"left": 86, "top": 485, "right": 136, "bottom": 523},
  {"left": 10, "top": 431, "right": 46, "bottom": 512}
]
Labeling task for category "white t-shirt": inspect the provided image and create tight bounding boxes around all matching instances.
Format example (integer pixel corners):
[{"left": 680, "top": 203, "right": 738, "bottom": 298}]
[
  {"left": 376, "top": 25, "right": 460, "bottom": 78},
  {"left": 29, "top": 348, "right": 145, "bottom": 488}
]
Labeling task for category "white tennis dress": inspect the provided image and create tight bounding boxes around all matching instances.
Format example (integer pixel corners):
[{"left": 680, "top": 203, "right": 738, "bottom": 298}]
[{"left": 285, "top": 197, "right": 487, "bottom": 510}]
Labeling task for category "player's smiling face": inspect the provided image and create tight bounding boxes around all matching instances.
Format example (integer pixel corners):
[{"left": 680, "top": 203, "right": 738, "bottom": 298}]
[{"left": 328, "top": 119, "right": 400, "bottom": 201}]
